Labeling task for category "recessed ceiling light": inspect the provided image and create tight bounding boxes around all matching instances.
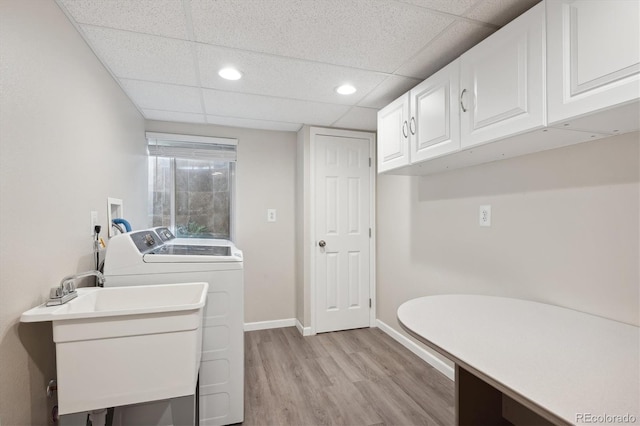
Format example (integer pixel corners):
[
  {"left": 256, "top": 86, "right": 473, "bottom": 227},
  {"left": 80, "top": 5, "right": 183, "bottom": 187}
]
[
  {"left": 218, "top": 67, "right": 242, "bottom": 81},
  {"left": 336, "top": 84, "right": 357, "bottom": 95}
]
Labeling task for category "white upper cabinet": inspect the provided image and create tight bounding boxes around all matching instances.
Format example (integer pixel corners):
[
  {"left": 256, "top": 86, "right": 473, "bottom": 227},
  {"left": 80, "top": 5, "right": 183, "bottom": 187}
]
[
  {"left": 460, "top": 2, "right": 546, "bottom": 149},
  {"left": 377, "top": 94, "right": 410, "bottom": 173},
  {"left": 546, "top": 0, "right": 640, "bottom": 127},
  {"left": 376, "top": 0, "right": 639, "bottom": 175},
  {"left": 378, "top": 61, "right": 461, "bottom": 173},
  {"left": 410, "top": 61, "right": 461, "bottom": 163}
]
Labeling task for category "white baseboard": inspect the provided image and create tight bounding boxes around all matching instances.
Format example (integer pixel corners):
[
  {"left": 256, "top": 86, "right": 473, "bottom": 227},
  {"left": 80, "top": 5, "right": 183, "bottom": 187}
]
[
  {"left": 244, "top": 318, "right": 296, "bottom": 331},
  {"left": 295, "top": 318, "right": 314, "bottom": 336},
  {"left": 376, "top": 319, "right": 454, "bottom": 381}
]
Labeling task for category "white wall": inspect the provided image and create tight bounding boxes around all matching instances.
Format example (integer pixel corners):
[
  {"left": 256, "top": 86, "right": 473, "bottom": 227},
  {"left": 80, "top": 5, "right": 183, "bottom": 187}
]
[
  {"left": 145, "top": 121, "right": 297, "bottom": 324},
  {"left": 0, "top": 1, "right": 147, "bottom": 424},
  {"left": 295, "top": 126, "right": 312, "bottom": 326},
  {"left": 377, "top": 132, "right": 640, "bottom": 368}
]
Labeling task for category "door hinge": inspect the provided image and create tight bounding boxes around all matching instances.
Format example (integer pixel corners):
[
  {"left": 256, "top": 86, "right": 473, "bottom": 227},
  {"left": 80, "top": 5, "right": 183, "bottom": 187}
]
[
  {"left": 369, "top": 228, "right": 372, "bottom": 238},
  {"left": 369, "top": 157, "right": 372, "bottom": 167},
  {"left": 369, "top": 298, "right": 372, "bottom": 308}
]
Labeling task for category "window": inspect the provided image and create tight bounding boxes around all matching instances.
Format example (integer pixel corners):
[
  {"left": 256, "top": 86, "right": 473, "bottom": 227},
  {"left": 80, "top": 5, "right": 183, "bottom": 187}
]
[{"left": 147, "top": 132, "right": 237, "bottom": 240}]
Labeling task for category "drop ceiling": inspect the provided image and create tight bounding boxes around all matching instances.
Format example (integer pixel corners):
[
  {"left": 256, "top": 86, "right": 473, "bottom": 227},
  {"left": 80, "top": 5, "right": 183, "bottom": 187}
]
[{"left": 56, "top": 0, "right": 540, "bottom": 132}]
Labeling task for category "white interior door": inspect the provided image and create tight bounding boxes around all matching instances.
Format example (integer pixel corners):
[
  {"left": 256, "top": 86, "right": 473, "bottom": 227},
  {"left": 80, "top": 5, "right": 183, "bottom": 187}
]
[{"left": 314, "top": 132, "right": 372, "bottom": 333}]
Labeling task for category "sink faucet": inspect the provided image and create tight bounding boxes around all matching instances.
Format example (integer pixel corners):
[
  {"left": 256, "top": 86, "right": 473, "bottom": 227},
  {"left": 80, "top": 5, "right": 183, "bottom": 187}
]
[
  {"left": 47, "top": 270, "right": 106, "bottom": 306},
  {"left": 60, "top": 270, "right": 106, "bottom": 288}
]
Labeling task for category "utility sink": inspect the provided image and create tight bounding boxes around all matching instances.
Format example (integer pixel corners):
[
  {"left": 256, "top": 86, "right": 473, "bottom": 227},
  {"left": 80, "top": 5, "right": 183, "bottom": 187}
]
[{"left": 21, "top": 282, "right": 208, "bottom": 415}]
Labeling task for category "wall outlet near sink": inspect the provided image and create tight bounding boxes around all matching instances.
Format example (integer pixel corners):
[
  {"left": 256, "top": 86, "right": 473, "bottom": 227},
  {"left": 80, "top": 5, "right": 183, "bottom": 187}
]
[{"left": 90, "top": 211, "right": 98, "bottom": 235}]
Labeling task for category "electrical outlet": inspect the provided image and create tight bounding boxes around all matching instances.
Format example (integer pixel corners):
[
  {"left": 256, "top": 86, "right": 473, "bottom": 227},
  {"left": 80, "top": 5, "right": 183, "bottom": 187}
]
[
  {"left": 90, "top": 211, "right": 98, "bottom": 235},
  {"left": 479, "top": 205, "right": 491, "bottom": 227},
  {"left": 267, "top": 209, "right": 277, "bottom": 222}
]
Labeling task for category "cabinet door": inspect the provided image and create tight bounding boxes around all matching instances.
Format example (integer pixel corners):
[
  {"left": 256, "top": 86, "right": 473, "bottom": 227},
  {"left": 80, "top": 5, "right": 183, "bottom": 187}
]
[
  {"left": 410, "top": 60, "right": 461, "bottom": 163},
  {"left": 460, "top": 2, "right": 545, "bottom": 149},
  {"left": 547, "top": 0, "right": 640, "bottom": 126},
  {"left": 377, "top": 93, "right": 410, "bottom": 173}
]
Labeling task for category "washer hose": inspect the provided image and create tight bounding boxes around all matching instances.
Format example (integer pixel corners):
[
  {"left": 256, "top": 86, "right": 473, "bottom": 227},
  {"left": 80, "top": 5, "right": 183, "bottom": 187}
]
[{"left": 112, "top": 218, "right": 131, "bottom": 233}]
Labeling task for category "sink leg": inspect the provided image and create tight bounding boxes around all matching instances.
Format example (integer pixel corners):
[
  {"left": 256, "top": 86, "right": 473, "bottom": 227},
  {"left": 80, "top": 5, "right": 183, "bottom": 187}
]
[{"left": 89, "top": 408, "right": 108, "bottom": 426}]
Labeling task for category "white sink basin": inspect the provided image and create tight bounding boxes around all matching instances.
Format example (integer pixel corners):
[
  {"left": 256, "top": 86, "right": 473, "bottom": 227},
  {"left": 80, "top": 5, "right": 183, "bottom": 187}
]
[{"left": 21, "top": 282, "right": 208, "bottom": 415}]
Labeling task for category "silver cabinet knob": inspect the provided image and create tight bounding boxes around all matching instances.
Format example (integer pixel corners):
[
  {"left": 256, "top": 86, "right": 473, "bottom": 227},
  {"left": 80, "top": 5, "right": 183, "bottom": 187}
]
[{"left": 318, "top": 240, "right": 326, "bottom": 247}]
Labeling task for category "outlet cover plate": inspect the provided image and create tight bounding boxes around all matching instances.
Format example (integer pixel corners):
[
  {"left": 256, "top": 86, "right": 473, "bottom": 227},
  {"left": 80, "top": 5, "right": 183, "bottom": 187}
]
[
  {"left": 479, "top": 205, "right": 491, "bottom": 227},
  {"left": 90, "top": 211, "right": 98, "bottom": 235}
]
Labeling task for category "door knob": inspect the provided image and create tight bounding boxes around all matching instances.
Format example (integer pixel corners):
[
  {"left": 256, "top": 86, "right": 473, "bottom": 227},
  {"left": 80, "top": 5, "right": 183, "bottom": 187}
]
[{"left": 318, "top": 240, "right": 326, "bottom": 247}]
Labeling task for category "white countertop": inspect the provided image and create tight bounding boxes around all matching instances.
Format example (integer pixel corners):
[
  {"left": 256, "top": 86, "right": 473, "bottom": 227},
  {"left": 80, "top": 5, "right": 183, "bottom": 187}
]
[{"left": 397, "top": 295, "right": 640, "bottom": 425}]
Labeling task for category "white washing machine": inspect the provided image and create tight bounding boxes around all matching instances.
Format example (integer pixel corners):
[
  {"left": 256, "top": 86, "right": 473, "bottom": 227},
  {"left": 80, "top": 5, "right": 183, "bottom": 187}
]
[{"left": 104, "top": 227, "right": 244, "bottom": 426}]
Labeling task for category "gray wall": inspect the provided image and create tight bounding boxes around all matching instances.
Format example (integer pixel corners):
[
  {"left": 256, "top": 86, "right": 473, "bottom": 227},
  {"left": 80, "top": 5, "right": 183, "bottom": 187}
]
[
  {"left": 0, "top": 1, "right": 147, "bottom": 424},
  {"left": 295, "top": 126, "right": 312, "bottom": 327},
  {"left": 377, "top": 132, "right": 640, "bottom": 366},
  {"left": 145, "top": 121, "right": 297, "bottom": 324}
]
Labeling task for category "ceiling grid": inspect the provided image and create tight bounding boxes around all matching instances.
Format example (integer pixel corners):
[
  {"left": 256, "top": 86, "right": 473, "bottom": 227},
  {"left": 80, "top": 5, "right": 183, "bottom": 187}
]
[{"left": 56, "top": 0, "right": 541, "bottom": 132}]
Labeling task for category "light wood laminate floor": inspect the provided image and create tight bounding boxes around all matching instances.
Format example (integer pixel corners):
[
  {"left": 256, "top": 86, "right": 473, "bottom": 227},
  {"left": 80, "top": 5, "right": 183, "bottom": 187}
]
[{"left": 243, "top": 327, "right": 454, "bottom": 425}]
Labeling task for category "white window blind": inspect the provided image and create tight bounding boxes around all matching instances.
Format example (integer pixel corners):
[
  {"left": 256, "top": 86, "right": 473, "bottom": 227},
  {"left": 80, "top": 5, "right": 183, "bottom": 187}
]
[{"left": 146, "top": 132, "right": 238, "bottom": 161}]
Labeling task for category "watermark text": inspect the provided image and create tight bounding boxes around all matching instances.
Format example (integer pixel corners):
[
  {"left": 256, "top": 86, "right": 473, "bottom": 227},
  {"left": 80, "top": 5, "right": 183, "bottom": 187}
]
[{"left": 576, "top": 413, "right": 637, "bottom": 424}]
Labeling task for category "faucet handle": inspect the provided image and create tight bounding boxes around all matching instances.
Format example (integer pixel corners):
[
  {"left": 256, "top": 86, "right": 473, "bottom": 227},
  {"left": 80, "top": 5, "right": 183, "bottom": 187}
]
[
  {"left": 63, "top": 281, "right": 76, "bottom": 294},
  {"left": 50, "top": 287, "right": 63, "bottom": 299}
]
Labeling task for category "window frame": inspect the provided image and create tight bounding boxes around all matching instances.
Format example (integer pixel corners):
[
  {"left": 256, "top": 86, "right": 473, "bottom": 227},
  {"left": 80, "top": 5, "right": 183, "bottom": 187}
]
[{"left": 146, "top": 132, "right": 238, "bottom": 242}]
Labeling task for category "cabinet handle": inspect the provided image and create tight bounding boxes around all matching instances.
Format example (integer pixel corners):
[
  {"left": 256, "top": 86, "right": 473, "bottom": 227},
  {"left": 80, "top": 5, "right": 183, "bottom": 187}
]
[
  {"left": 402, "top": 120, "right": 408, "bottom": 138},
  {"left": 409, "top": 117, "right": 416, "bottom": 135},
  {"left": 460, "top": 89, "right": 467, "bottom": 112}
]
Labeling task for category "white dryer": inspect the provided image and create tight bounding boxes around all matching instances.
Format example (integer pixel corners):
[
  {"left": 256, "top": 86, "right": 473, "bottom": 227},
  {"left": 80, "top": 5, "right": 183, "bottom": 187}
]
[{"left": 104, "top": 228, "right": 244, "bottom": 426}]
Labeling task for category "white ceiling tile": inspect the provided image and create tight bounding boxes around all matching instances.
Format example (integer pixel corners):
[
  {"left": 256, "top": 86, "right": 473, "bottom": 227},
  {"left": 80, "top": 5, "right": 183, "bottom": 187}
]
[
  {"left": 357, "top": 75, "right": 421, "bottom": 109},
  {"left": 395, "top": 20, "right": 495, "bottom": 79},
  {"left": 464, "top": 0, "right": 541, "bottom": 26},
  {"left": 58, "top": 0, "right": 189, "bottom": 39},
  {"left": 203, "top": 90, "right": 350, "bottom": 126},
  {"left": 332, "top": 107, "right": 378, "bottom": 131},
  {"left": 80, "top": 26, "right": 198, "bottom": 85},
  {"left": 120, "top": 80, "right": 203, "bottom": 113},
  {"left": 190, "top": 0, "right": 454, "bottom": 73},
  {"left": 206, "top": 115, "right": 302, "bottom": 132},
  {"left": 197, "top": 44, "right": 387, "bottom": 105},
  {"left": 58, "top": 0, "right": 540, "bottom": 132},
  {"left": 142, "top": 109, "right": 206, "bottom": 124},
  {"left": 397, "top": 0, "right": 482, "bottom": 15}
]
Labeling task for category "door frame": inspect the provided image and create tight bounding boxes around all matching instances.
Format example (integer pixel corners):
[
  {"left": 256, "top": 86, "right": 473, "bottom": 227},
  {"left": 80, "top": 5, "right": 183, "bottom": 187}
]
[{"left": 309, "top": 126, "right": 377, "bottom": 335}]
